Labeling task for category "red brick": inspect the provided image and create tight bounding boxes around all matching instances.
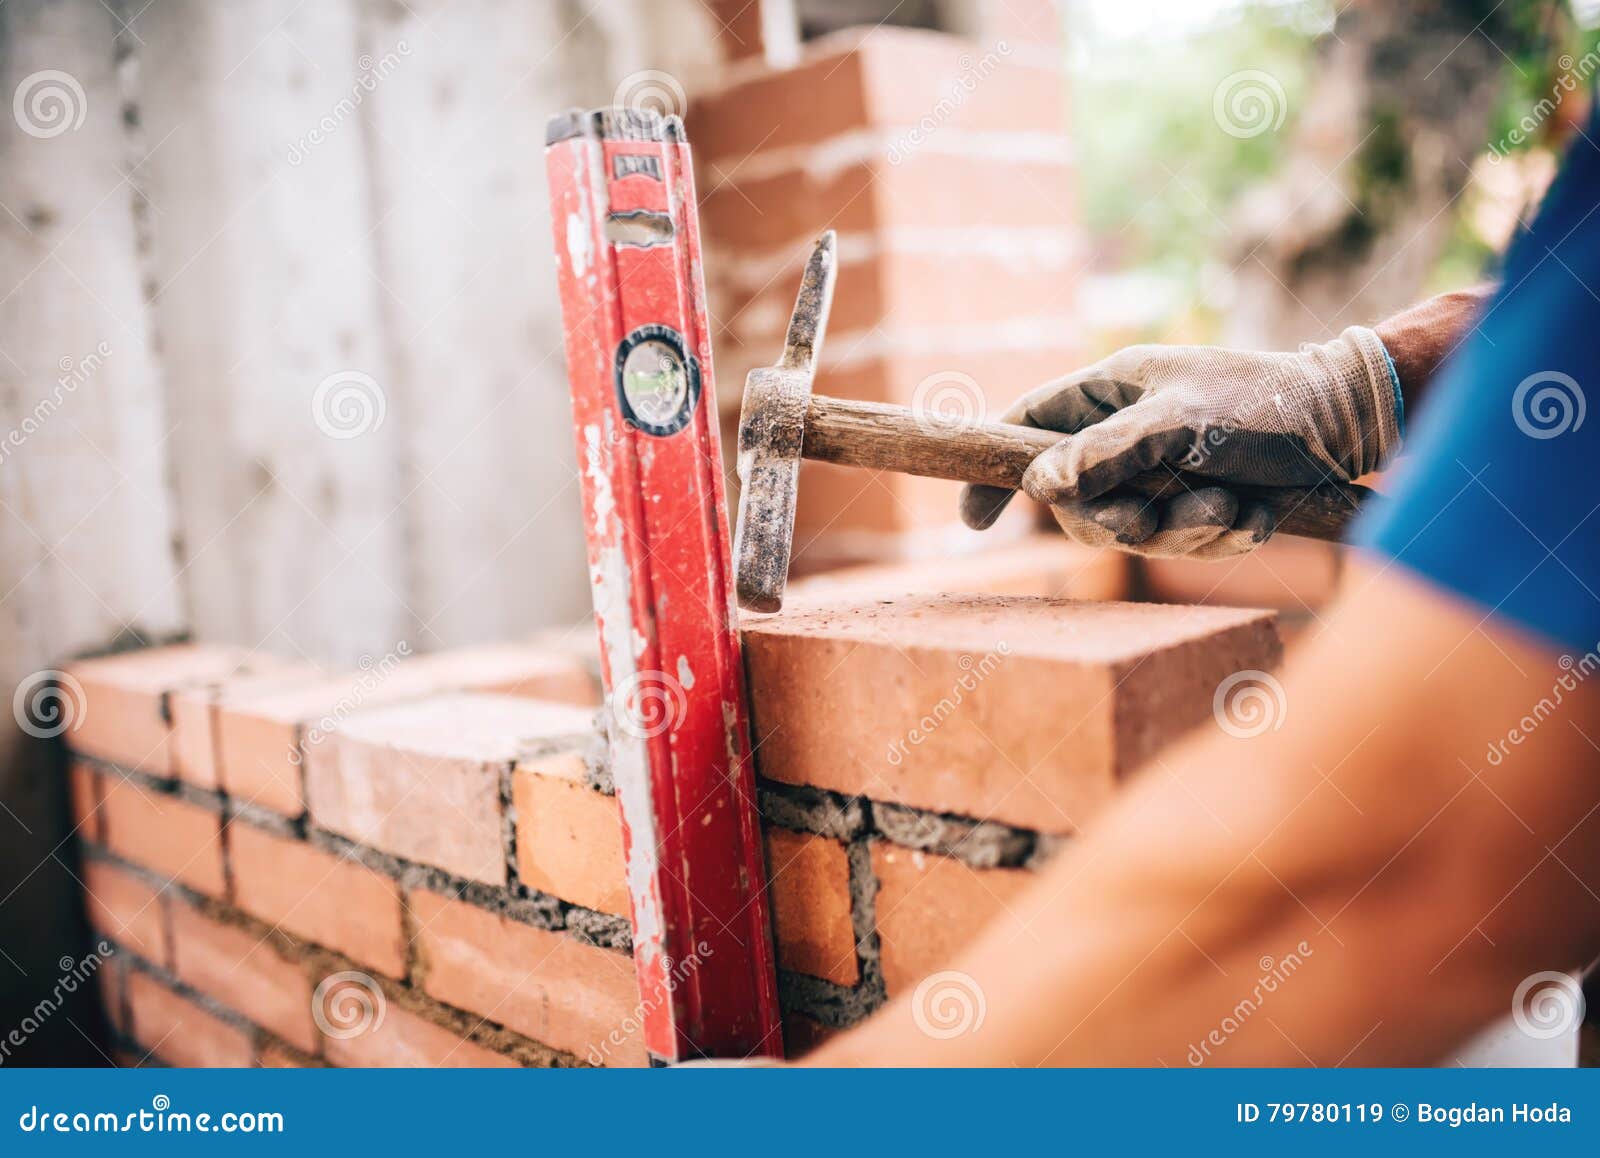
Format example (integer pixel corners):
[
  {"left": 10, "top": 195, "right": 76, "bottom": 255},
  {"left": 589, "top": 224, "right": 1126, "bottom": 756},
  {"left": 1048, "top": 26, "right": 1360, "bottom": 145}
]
[
  {"left": 871, "top": 843, "right": 1032, "bottom": 995},
  {"left": 1140, "top": 539, "right": 1345, "bottom": 612},
  {"left": 693, "top": 27, "right": 1064, "bottom": 166},
  {"left": 214, "top": 646, "right": 596, "bottom": 817},
  {"left": 306, "top": 694, "right": 592, "bottom": 885},
  {"left": 228, "top": 824, "right": 406, "bottom": 978},
  {"left": 766, "top": 828, "right": 857, "bottom": 986},
  {"left": 99, "top": 777, "right": 226, "bottom": 896},
  {"left": 126, "top": 971, "right": 253, "bottom": 1068},
  {"left": 743, "top": 594, "right": 1279, "bottom": 833},
  {"left": 68, "top": 761, "right": 102, "bottom": 841},
  {"left": 409, "top": 889, "right": 644, "bottom": 1065},
  {"left": 169, "top": 903, "right": 316, "bottom": 1053},
  {"left": 323, "top": 1003, "right": 516, "bottom": 1068},
  {"left": 168, "top": 660, "right": 318, "bottom": 791},
  {"left": 82, "top": 859, "right": 169, "bottom": 966},
  {"left": 63, "top": 645, "right": 256, "bottom": 774},
  {"left": 512, "top": 752, "right": 626, "bottom": 915}
]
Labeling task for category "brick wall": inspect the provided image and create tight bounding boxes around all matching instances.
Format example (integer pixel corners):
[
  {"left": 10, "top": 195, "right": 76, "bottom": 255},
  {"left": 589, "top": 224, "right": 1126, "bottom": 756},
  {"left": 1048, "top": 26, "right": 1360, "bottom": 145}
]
[
  {"left": 62, "top": 586, "right": 1280, "bottom": 1065},
  {"left": 690, "top": 11, "right": 1080, "bottom": 570}
]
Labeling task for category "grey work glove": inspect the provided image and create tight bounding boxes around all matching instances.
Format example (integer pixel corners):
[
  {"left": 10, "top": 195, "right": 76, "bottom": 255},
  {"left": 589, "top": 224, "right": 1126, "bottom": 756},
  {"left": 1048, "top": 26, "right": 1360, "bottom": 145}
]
[{"left": 960, "top": 326, "right": 1401, "bottom": 559}]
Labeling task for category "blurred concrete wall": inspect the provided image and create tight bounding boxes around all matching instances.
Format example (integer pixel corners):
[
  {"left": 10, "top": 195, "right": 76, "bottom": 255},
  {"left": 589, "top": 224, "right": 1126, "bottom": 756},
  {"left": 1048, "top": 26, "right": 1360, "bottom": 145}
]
[{"left": 0, "top": 0, "right": 713, "bottom": 1062}]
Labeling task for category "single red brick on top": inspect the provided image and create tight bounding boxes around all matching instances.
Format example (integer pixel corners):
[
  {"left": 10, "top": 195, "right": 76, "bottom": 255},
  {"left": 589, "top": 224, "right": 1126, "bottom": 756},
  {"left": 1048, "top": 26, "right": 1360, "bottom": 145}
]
[{"left": 743, "top": 594, "right": 1279, "bottom": 833}]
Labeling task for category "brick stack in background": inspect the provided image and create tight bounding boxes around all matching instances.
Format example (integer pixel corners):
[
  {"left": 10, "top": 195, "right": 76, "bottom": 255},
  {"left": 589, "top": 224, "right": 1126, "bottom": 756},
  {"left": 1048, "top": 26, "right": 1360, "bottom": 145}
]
[
  {"left": 690, "top": 2, "right": 1081, "bottom": 571},
  {"left": 62, "top": 594, "right": 1279, "bottom": 1065}
]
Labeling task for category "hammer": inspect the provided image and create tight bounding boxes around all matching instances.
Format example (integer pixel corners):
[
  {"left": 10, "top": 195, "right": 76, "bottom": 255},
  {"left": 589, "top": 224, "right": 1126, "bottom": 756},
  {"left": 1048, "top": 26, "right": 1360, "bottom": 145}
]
[{"left": 732, "top": 232, "right": 1373, "bottom": 613}]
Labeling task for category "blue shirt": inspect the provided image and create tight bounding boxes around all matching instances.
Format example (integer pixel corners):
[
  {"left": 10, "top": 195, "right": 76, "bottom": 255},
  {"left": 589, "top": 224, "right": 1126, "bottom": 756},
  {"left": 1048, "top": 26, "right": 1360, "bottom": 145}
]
[{"left": 1357, "top": 107, "right": 1600, "bottom": 655}]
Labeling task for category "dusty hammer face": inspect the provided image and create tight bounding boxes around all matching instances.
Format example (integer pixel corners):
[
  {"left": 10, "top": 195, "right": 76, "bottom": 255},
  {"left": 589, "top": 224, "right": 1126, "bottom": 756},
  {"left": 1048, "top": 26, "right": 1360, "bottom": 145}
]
[{"left": 733, "top": 232, "right": 837, "bottom": 613}]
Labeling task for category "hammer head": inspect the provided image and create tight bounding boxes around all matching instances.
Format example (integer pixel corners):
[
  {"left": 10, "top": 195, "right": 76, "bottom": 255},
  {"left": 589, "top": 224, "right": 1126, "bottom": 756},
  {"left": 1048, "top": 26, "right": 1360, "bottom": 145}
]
[{"left": 733, "top": 232, "right": 838, "bottom": 613}]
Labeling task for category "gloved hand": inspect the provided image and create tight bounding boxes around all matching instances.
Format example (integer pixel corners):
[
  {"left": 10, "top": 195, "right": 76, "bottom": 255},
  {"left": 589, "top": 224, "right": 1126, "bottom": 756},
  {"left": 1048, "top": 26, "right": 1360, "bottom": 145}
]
[{"left": 959, "top": 327, "right": 1402, "bottom": 559}]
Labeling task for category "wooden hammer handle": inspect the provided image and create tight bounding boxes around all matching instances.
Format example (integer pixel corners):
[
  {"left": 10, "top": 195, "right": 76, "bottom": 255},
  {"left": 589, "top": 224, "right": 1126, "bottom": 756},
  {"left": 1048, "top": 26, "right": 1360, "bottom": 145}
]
[{"left": 800, "top": 395, "right": 1371, "bottom": 543}]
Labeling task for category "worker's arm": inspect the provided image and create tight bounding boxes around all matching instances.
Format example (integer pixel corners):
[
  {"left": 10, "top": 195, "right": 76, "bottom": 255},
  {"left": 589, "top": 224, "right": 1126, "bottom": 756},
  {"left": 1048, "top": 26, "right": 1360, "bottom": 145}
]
[
  {"left": 958, "top": 286, "right": 1491, "bottom": 558},
  {"left": 808, "top": 563, "right": 1600, "bottom": 1066}
]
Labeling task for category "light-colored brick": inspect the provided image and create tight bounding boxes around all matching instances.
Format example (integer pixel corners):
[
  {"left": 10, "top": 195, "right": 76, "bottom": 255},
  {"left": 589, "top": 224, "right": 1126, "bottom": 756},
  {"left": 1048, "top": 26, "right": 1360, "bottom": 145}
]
[
  {"left": 168, "top": 661, "right": 318, "bottom": 792},
  {"left": 82, "top": 859, "right": 169, "bottom": 966},
  {"left": 99, "top": 777, "right": 226, "bottom": 896},
  {"left": 215, "top": 646, "right": 596, "bottom": 817},
  {"left": 307, "top": 694, "right": 592, "bottom": 885},
  {"left": 323, "top": 1003, "right": 516, "bottom": 1068},
  {"left": 126, "top": 971, "right": 253, "bottom": 1068},
  {"left": 871, "top": 842, "right": 1032, "bottom": 996},
  {"left": 743, "top": 594, "right": 1279, "bottom": 833},
  {"left": 512, "top": 752, "right": 626, "bottom": 915},
  {"left": 64, "top": 645, "right": 256, "bottom": 774},
  {"left": 766, "top": 829, "right": 857, "bottom": 986},
  {"left": 409, "top": 889, "right": 644, "bottom": 1066},
  {"left": 169, "top": 903, "right": 316, "bottom": 1053},
  {"left": 228, "top": 824, "right": 406, "bottom": 977}
]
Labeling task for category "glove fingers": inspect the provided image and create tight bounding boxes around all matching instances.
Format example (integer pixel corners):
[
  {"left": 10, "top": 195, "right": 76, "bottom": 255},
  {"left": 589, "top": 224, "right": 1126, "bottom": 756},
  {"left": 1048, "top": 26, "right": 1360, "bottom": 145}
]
[
  {"left": 958, "top": 373, "right": 1141, "bottom": 531},
  {"left": 1047, "top": 486, "right": 1274, "bottom": 559},
  {"left": 1022, "top": 398, "right": 1194, "bottom": 504},
  {"left": 1186, "top": 498, "right": 1277, "bottom": 560}
]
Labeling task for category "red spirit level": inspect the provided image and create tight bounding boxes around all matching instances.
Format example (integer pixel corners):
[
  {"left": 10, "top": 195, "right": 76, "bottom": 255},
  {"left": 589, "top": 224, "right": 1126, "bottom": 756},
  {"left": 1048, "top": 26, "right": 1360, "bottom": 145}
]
[{"left": 544, "top": 107, "right": 782, "bottom": 1062}]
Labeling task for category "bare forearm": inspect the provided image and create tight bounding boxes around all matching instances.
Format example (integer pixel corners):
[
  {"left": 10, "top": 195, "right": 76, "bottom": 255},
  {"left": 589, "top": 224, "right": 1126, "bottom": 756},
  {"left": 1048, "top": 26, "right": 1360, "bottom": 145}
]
[
  {"left": 1375, "top": 286, "right": 1494, "bottom": 411},
  {"left": 809, "top": 565, "right": 1600, "bottom": 1067}
]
